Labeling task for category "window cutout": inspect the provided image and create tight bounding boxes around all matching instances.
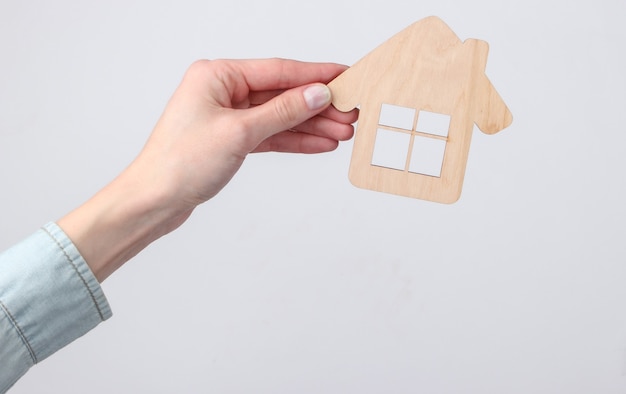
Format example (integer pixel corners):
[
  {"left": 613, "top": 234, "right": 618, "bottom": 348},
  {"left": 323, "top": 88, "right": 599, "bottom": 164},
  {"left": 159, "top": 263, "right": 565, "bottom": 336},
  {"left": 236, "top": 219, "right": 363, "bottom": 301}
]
[
  {"left": 371, "top": 129, "right": 410, "bottom": 171},
  {"left": 416, "top": 111, "right": 451, "bottom": 137},
  {"left": 409, "top": 135, "right": 446, "bottom": 177},
  {"left": 379, "top": 104, "right": 416, "bottom": 131}
]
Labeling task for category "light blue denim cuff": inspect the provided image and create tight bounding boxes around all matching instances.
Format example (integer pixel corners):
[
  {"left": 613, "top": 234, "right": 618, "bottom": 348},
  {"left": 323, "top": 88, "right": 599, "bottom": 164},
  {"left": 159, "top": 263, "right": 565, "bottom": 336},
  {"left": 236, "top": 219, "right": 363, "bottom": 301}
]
[{"left": 0, "top": 222, "right": 112, "bottom": 392}]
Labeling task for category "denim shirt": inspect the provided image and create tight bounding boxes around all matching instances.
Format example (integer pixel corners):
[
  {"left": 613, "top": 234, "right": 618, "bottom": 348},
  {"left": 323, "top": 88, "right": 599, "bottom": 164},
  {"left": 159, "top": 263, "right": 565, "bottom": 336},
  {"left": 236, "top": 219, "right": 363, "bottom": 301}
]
[{"left": 0, "top": 223, "right": 112, "bottom": 393}]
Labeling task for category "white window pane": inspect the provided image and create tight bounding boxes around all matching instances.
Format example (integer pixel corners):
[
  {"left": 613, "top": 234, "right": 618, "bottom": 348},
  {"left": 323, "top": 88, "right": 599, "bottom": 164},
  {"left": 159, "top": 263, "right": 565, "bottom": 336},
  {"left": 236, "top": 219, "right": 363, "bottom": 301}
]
[
  {"left": 408, "top": 136, "right": 446, "bottom": 177},
  {"left": 371, "top": 129, "right": 410, "bottom": 171},
  {"left": 379, "top": 104, "right": 416, "bottom": 131},
  {"left": 416, "top": 111, "right": 451, "bottom": 137}
]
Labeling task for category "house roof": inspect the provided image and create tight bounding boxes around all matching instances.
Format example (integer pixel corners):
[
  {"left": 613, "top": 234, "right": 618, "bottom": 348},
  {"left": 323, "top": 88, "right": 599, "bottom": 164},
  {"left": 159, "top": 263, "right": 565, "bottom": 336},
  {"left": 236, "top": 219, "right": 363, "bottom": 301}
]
[{"left": 329, "top": 16, "right": 512, "bottom": 134}]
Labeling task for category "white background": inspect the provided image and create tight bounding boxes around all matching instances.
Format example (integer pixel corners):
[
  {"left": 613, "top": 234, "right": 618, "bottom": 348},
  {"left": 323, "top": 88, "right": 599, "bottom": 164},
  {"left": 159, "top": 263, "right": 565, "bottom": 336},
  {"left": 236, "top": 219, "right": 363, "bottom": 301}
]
[{"left": 1, "top": 0, "right": 625, "bottom": 393}]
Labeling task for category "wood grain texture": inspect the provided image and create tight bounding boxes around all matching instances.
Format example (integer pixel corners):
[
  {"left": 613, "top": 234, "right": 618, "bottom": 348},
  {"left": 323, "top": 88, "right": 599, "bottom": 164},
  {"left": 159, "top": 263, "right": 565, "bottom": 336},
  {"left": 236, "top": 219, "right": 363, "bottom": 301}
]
[{"left": 328, "top": 16, "right": 512, "bottom": 203}]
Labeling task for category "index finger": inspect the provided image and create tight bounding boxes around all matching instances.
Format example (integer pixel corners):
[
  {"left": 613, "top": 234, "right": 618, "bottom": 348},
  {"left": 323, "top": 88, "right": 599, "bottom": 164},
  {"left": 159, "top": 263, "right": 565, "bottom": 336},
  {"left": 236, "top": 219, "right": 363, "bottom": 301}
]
[{"left": 232, "top": 58, "right": 348, "bottom": 91}]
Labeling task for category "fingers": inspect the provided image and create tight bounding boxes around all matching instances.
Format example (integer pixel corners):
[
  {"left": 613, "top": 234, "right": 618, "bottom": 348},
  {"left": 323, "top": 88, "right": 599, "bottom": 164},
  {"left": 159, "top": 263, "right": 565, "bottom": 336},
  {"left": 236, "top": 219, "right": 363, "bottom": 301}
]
[
  {"left": 249, "top": 90, "right": 359, "bottom": 124},
  {"left": 251, "top": 115, "right": 354, "bottom": 154},
  {"left": 253, "top": 133, "right": 340, "bottom": 154},
  {"left": 181, "top": 58, "right": 356, "bottom": 154},
  {"left": 241, "top": 83, "right": 333, "bottom": 142},
  {"left": 232, "top": 58, "right": 348, "bottom": 91},
  {"left": 289, "top": 115, "right": 355, "bottom": 141}
]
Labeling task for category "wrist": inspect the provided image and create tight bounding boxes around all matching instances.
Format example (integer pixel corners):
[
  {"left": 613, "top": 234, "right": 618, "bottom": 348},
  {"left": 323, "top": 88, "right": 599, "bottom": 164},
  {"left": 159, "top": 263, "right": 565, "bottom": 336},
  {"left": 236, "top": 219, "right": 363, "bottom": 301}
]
[{"left": 57, "top": 162, "right": 191, "bottom": 282}]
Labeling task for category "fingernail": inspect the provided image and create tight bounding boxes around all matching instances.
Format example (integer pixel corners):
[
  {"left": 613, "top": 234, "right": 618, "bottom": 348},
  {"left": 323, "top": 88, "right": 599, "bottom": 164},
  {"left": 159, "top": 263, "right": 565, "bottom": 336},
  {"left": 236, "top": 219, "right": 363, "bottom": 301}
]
[{"left": 303, "top": 84, "right": 331, "bottom": 111}]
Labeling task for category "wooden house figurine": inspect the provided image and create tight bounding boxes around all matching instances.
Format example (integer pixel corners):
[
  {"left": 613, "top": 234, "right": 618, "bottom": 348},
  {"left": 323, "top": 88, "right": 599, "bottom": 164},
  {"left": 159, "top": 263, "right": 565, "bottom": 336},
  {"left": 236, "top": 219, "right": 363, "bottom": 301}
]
[{"left": 328, "top": 16, "right": 513, "bottom": 203}]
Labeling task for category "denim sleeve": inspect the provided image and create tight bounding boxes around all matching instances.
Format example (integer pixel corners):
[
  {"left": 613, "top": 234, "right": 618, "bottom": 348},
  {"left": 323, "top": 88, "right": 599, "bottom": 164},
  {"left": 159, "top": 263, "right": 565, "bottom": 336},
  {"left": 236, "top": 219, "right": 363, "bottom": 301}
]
[{"left": 0, "top": 222, "right": 112, "bottom": 393}]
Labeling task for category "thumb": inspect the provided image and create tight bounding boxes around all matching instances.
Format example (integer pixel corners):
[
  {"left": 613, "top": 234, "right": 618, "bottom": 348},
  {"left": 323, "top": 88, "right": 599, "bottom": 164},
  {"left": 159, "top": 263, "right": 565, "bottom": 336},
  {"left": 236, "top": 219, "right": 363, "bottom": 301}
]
[{"left": 245, "top": 83, "right": 332, "bottom": 140}]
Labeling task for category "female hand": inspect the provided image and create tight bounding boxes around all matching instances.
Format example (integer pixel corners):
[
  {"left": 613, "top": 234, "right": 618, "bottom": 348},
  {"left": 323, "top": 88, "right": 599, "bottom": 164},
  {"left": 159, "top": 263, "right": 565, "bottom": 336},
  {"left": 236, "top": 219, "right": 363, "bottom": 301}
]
[
  {"left": 58, "top": 58, "right": 358, "bottom": 281},
  {"left": 140, "top": 58, "right": 357, "bottom": 207}
]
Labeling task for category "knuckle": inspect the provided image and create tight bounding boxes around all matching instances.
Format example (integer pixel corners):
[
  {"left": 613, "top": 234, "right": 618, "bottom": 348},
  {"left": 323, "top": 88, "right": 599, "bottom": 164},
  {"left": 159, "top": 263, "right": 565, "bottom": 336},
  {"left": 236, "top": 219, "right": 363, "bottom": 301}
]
[
  {"left": 273, "top": 95, "right": 301, "bottom": 125},
  {"left": 185, "top": 59, "right": 231, "bottom": 81},
  {"left": 186, "top": 59, "right": 211, "bottom": 76}
]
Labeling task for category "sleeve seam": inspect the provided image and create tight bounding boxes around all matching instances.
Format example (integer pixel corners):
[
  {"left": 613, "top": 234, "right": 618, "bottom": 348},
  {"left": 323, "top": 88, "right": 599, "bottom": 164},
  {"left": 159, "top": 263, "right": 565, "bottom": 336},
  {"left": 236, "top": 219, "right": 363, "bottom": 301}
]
[
  {"left": 41, "top": 227, "right": 106, "bottom": 322},
  {"left": 0, "top": 300, "right": 38, "bottom": 364}
]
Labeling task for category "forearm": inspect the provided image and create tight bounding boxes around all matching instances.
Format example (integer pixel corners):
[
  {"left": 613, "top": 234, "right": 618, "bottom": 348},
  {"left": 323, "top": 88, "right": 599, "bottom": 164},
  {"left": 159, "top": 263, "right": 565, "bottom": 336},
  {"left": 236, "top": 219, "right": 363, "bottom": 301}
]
[{"left": 57, "top": 158, "right": 191, "bottom": 282}]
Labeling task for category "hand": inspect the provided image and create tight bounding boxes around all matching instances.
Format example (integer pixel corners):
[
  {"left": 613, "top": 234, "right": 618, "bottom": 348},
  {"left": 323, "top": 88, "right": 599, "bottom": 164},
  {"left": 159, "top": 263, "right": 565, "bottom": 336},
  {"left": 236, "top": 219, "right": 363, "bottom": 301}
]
[
  {"left": 138, "top": 58, "right": 357, "bottom": 208},
  {"left": 58, "top": 59, "right": 358, "bottom": 281}
]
